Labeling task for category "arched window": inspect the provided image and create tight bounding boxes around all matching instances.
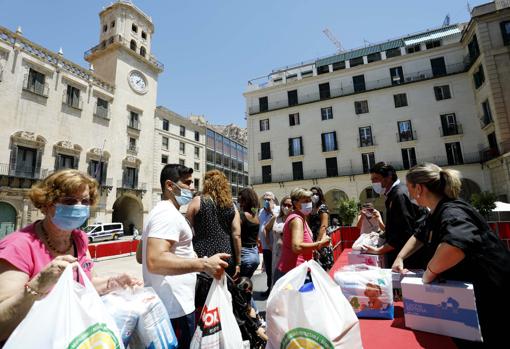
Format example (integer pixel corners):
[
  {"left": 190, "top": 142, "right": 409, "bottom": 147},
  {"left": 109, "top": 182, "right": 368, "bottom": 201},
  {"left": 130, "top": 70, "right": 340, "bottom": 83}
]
[
  {"left": 140, "top": 46, "right": 146, "bottom": 57},
  {"left": 130, "top": 40, "right": 137, "bottom": 51}
]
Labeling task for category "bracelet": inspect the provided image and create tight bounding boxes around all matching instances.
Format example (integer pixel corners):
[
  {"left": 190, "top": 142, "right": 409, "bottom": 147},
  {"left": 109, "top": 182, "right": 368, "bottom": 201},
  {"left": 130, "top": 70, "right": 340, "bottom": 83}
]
[
  {"left": 24, "top": 282, "right": 45, "bottom": 297},
  {"left": 427, "top": 265, "right": 439, "bottom": 275}
]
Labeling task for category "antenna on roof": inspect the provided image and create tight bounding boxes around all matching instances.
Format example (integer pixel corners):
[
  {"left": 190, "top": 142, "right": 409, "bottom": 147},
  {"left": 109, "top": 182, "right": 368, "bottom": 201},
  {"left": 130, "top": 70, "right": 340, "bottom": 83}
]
[
  {"left": 467, "top": 1, "right": 472, "bottom": 15},
  {"left": 322, "top": 28, "right": 343, "bottom": 53},
  {"left": 443, "top": 14, "right": 451, "bottom": 27},
  {"left": 363, "top": 39, "right": 372, "bottom": 47}
]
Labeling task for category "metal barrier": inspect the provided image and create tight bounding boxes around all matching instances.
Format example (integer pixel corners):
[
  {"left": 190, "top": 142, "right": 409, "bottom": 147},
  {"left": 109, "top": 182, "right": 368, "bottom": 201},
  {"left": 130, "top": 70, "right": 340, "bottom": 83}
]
[{"left": 88, "top": 239, "right": 140, "bottom": 260}]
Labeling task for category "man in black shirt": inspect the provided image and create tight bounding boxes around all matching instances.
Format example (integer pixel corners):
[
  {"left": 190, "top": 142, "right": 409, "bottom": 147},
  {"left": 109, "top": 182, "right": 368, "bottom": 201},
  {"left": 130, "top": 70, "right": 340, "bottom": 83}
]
[{"left": 363, "top": 162, "right": 427, "bottom": 268}]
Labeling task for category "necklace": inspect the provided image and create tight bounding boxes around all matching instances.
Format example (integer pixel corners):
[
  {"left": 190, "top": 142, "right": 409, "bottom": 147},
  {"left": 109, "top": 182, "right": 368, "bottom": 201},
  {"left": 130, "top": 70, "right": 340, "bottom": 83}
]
[{"left": 40, "top": 222, "right": 73, "bottom": 255}]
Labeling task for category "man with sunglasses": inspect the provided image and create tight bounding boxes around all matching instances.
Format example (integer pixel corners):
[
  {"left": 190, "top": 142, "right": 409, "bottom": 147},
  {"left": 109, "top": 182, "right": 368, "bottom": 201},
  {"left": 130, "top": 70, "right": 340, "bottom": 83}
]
[{"left": 141, "top": 164, "right": 230, "bottom": 348}]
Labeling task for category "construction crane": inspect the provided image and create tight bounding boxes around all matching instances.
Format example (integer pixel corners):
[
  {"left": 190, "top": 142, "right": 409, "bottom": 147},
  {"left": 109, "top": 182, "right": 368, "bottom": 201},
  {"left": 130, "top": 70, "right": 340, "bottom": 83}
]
[
  {"left": 323, "top": 28, "right": 343, "bottom": 53},
  {"left": 443, "top": 14, "right": 451, "bottom": 27}
]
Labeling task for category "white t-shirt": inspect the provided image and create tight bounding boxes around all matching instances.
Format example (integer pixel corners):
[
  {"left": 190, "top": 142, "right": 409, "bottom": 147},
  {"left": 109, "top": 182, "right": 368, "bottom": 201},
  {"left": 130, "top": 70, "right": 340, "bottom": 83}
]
[
  {"left": 142, "top": 200, "right": 196, "bottom": 319},
  {"left": 258, "top": 206, "right": 280, "bottom": 250}
]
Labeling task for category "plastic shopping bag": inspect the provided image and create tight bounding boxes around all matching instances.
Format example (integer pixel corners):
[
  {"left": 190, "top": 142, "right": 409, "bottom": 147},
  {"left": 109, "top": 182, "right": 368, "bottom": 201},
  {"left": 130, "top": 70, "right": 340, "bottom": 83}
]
[
  {"left": 102, "top": 287, "right": 177, "bottom": 349},
  {"left": 334, "top": 264, "right": 394, "bottom": 319},
  {"left": 190, "top": 275, "right": 243, "bottom": 349},
  {"left": 4, "top": 264, "right": 124, "bottom": 349},
  {"left": 352, "top": 232, "right": 385, "bottom": 251},
  {"left": 266, "top": 260, "right": 363, "bottom": 349}
]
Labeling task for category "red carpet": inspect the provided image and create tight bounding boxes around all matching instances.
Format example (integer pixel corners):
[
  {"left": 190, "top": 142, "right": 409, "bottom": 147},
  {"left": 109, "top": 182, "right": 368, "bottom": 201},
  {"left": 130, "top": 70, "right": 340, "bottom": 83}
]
[{"left": 330, "top": 249, "right": 457, "bottom": 349}]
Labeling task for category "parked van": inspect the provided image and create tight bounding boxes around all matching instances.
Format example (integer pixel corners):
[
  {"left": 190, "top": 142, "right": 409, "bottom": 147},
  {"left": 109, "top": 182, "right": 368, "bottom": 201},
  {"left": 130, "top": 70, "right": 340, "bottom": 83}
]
[{"left": 84, "top": 223, "right": 124, "bottom": 243}]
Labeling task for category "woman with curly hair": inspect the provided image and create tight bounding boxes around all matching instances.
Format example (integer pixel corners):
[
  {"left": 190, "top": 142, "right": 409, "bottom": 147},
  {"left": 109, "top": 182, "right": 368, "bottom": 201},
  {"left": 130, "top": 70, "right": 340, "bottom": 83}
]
[
  {"left": 0, "top": 169, "right": 141, "bottom": 343},
  {"left": 186, "top": 170, "right": 241, "bottom": 307}
]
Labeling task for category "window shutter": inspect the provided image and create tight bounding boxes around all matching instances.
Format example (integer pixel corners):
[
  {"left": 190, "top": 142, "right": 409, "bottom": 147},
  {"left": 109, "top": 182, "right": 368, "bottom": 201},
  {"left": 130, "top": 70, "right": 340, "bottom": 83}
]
[
  {"left": 455, "top": 143, "right": 464, "bottom": 164},
  {"left": 88, "top": 161, "right": 93, "bottom": 177},
  {"left": 299, "top": 137, "right": 303, "bottom": 155},
  {"left": 440, "top": 114, "right": 448, "bottom": 135},
  {"left": 402, "top": 149, "right": 409, "bottom": 169},
  {"left": 9, "top": 145, "right": 18, "bottom": 175},
  {"left": 34, "top": 149, "right": 43, "bottom": 178},
  {"left": 55, "top": 154, "right": 61, "bottom": 171},
  {"left": 74, "top": 155, "right": 80, "bottom": 170},
  {"left": 321, "top": 133, "right": 326, "bottom": 152},
  {"left": 122, "top": 168, "right": 127, "bottom": 188},
  {"left": 410, "top": 148, "right": 417, "bottom": 166},
  {"left": 362, "top": 154, "right": 368, "bottom": 172},
  {"left": 333, "top": 132, "right": 338, "bottom": 150},
  {"left": 445, "top": 144, "right": 454, "bottom": 165},
  {"left": 134, "top": 168, "right": 139, "bottom": 188},
  {"left": 288, "top": 138, "right": 293, "bottom": 157},
  {"left": 434, "top": 87, "right": 441, "bottom": 100},
  {"left": 102, "top": 162, "right": 108, "bottom": 185}
]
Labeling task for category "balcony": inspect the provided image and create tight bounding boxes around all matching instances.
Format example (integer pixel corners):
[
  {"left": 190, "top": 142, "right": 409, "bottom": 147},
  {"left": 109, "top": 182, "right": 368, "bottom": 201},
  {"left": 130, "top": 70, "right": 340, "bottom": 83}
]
[
  {"left": 258, "top": 151, "right": 272, "bottom": 161},
  {"left": 358, "top": 136, "right": 375, "bottom": 148},
  {"left": 116, "top": 180, "right": 147, "bottom": 198},
  {"left": 396, "top": 130, "right": 417, "bottom": 142},
  {"left": 480, "top": 114, "right": 493, "bottom": 129},
  {"left": 94, "top": 104, "right": 110, "bottom": 120},
  {"left": 127, "top": 144, "right": 138, "bottom": 154},
  {"left": 250, "top": 151, "right": 484, "bottom": 185},
  {"left": 23, "top": 75, "right": 49, "bottom": 98},
  {"left": 128, "top": 120, "right": 141, "bottom": 130},
  {"left": 248, "top": 62, "right": 467, "bottom": 115},
  {"left": 440, "top": 124, "right": 463, "bottom": 137},
  {"left": 84, "top": 34, "right": 164, "bottom": 73},
  {"left": 480, "top": 147, "right": 500, "bottom": 162},
  {"left": 0, "top": 163, "right": 50, "bottom": 188},
  {"left": 62, "top": 92, "right": 83, "bottom": 110}
]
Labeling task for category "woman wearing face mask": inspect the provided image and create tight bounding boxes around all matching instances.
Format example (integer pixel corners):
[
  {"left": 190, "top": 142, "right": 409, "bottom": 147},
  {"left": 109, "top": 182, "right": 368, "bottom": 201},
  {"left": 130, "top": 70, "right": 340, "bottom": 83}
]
[
  {"left": 0, "top": 169, "right": 141, "bottom": 343},
  {"left": 274, "top": 188, "right": 331, "bottom": 284},
  {"left": 394, "top": 163, "right": 510, "bottom": 348},
  {"left": 263, "top": 195, "right": 292, "bottom": 286},
  {"left": 308, "top": 186, "right": 335, "bottom": 270}
]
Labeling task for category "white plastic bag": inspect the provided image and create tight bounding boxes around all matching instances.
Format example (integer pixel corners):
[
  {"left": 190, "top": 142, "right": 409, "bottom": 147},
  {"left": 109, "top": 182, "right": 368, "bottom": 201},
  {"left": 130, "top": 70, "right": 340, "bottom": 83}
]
[
  {"left": 352, "top": 232, "right": 384, "bottom": 251},
  {"left": 266, "top": 260, "right": 363, "bottom": 349},
  {"left": 102, "top": 287, "right": 178, "bottom": 349},
  {"left": 4, "top": 265, "right": 124, "bottom": 349},
  {"left": 334, "top": 264, "right": 394, "bottom": 319},
  {"left": 190, "top": 275, "right": 243, "bottom": 349}
]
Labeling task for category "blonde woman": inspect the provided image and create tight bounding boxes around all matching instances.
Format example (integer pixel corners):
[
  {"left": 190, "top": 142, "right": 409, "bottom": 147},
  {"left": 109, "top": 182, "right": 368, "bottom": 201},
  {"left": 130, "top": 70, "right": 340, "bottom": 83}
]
[
  {"left": 394, "top": 163, "right": 510, "bottom": 347},
  {"left": 0, "top": 169, "right": 141, "bottom": 343},
  {"left": 274, "top": 188, "right": 331, "bottom": 284}
]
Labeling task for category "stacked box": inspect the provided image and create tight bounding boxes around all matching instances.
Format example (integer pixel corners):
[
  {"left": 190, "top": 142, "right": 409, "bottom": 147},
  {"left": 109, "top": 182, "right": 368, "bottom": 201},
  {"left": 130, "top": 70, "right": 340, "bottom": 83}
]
[
  {"left": 347, "top": 251, "right": 385, "bottom": 268},
  {"left": 401, "top": 277, "right": 482, "bottom": 342}
]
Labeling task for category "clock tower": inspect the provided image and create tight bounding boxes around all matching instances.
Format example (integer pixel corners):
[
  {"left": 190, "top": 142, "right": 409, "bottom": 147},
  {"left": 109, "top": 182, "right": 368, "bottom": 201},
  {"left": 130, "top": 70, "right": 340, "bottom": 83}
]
[{"left": 84, "top": 0, "right": 164, "bottom": 232}]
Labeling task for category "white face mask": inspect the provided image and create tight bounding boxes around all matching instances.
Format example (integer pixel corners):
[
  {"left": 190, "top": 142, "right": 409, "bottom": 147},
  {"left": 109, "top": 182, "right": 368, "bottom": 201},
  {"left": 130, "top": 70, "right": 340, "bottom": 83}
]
[
  {"left": 282, "top": 206, "right": 290, "bottom": 216},
  {"left": 372, "top": 182, "right": 383, "bottom": 194},
  {"left": 311, "top": 195, "right": 319, "bottom": 205},
  {"left": 299, "top": 202, "right": 313, "bottom": 216}
]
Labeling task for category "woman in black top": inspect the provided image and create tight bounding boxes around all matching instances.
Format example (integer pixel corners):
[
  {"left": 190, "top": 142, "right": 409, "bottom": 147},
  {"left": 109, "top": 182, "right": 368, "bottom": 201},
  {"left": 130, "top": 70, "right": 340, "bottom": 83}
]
[
  {"left": 238, "top": 188, "right": 260, "bottom": 278},
  {"left": 394, "top": 163, "right": 510, "bottom": 347},
  {"left": 309, "top": 186, "right": 334, "bottom": 270}
]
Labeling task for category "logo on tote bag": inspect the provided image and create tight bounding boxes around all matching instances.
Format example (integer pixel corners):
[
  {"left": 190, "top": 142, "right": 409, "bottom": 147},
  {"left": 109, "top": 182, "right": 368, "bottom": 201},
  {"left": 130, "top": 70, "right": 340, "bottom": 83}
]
[
  {"left": 67, "top": 323, "right": 121, "bottom": 349},
  {"left": 199, "top": 305, "right": 222, "bottom": 336},
  {"left": 281, "top": 327, "right": 333, "bottom": 349}
]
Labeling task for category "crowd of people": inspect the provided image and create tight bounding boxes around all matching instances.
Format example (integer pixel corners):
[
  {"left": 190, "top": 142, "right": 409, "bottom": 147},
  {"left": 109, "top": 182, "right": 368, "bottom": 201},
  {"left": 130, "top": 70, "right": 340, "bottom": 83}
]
[{"left": 0, "top": 161, "right": 509, "bottom": 348}]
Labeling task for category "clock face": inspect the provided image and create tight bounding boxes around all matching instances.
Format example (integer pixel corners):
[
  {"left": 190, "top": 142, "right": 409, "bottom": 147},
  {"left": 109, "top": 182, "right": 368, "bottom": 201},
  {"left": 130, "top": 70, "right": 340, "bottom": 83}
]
[{"left": 128, "top": 71, "right": 148, "bottom": 94}]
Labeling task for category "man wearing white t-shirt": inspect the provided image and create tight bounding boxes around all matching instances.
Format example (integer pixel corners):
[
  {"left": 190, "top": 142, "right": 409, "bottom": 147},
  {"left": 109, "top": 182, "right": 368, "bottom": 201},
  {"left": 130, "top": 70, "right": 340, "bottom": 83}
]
[{"left": 142, "top": 164, "right": 229, "bottom": 348}]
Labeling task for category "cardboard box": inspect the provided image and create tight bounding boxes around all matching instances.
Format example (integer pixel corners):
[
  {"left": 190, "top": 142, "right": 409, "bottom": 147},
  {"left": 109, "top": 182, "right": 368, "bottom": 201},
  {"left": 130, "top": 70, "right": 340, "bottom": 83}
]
[
  {"left": 401, "top": 277, "right": 482, "bottom": 342},
  {"left": 347, "top": 251, "right": 385, "bottom": 268},
  {"left": 392, "top": 270, "right": 424, "bottom": 290}
]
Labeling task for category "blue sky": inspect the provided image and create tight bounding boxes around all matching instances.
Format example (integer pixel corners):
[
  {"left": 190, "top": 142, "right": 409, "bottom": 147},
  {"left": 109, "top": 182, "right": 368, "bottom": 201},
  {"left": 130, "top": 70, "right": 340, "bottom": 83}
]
[{"left": 0, "top": 0, "right": 487, "bottom": 126}]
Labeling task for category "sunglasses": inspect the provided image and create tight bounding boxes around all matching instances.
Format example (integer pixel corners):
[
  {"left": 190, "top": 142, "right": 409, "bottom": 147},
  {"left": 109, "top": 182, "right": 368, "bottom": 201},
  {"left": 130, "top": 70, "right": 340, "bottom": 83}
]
[
  {"left": 59, "top": 196, "right": 91, "bottom": 206},
  {"left": 282, "top": 203, "right": 293, "bottom": 208}
]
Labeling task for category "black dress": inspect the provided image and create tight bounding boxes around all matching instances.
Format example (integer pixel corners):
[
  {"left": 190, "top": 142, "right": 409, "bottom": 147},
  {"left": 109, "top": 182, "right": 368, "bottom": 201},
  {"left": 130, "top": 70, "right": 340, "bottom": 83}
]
[
  {"left": 193, "top": 196, "right": 236, "bottom": 275},
  {"left": 415, "top": 198, "right": 510, "bottom": 347}
]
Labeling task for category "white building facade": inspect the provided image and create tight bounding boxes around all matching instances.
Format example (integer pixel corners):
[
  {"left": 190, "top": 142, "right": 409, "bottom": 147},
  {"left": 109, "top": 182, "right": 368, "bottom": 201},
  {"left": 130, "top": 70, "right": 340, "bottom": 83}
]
[
  {"left": 0, "top": 1, "right": 163, "bottom": 237},
  {"left": 245, "top": 5, "right": 510, "bottom": 217}
]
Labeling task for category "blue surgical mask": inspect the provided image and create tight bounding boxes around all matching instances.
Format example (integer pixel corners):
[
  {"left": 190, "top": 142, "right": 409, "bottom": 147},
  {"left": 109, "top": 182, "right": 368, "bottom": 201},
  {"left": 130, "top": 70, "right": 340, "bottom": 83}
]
[
  {"left": 52, "top": 204, "right": 90, "bottom": 231},
  {"left": 372, "top": 182, "right": 383, "bottom": 194},
  {"left": 263, "top": 200, "right": 270, "bottom": 209},
  {"left": 171, "top": 184, "right": 193, "bottom": 206},
  {"left": 299, "top": 202, "right": 313, "bottom": 216}
]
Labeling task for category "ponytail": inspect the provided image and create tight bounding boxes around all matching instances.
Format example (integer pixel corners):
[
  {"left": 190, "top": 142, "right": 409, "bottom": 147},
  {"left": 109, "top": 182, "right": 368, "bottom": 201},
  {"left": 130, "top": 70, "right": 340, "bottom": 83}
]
[
  {"left": 440, "top": 169, "right": 462, "bottom": 199},
  {"left": 406, "top": 163, "right": 462, "bottom": 199}
]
